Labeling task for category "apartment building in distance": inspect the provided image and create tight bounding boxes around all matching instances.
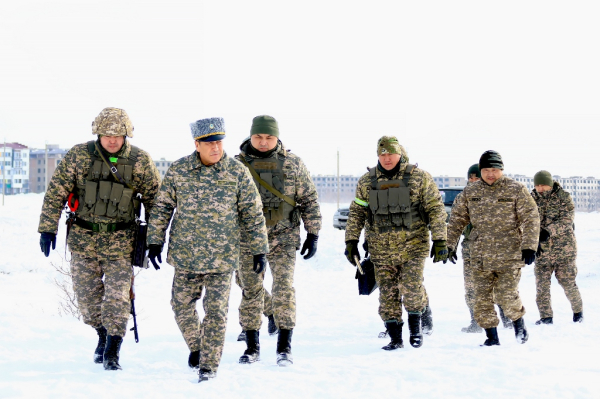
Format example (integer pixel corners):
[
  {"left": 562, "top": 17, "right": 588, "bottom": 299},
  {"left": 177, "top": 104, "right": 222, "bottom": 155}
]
[
  {"left": 29, "top": 145, "right": 69, "bottom": 194},
  {"left": 1, "top": 143, "right": 30, "bottom": 195},
  {"left": 154, "top": 158, "right": 173, "bottom": 179}
]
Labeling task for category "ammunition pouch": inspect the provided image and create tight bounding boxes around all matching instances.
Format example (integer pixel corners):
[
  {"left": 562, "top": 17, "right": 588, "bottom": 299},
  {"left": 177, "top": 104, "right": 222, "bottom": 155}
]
[{"left": 74, "top": 218, "right": 133, "bottom": 233}]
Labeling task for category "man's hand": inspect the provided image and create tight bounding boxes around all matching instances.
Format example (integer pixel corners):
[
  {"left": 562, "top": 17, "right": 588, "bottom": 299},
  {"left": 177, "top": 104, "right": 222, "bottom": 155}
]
[
  {"left": 148, "top": 244, "right": 163, "bottom": 270},
  {"left": 430, "top": 240, "right": 448, "bottom": 263},
  {"left": 363, "top": 240, "right": 369, "bottom": 258},
  {"left": 253, "top": 254, "right": 267, "bottom": 274},
  {"left": 300, "top": 233, "right": 318, "bottom": 260},
  {"left": 345, "top": 240, "right": 360, "bottom": 265},
  {"left": 521, "top": 249, "right": 536, "bottom": 265},
  {"left": 444, "top": 247, "right": 458, "bottom": 264},
  {"left": 40, "top": 232, "right": 56, "bottom": 257}
]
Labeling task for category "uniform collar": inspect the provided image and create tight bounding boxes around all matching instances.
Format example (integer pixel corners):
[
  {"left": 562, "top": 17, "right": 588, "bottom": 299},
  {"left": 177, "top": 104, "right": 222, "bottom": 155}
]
[{"left": 188, "top": 150, "right": 227, "bottom": 171}]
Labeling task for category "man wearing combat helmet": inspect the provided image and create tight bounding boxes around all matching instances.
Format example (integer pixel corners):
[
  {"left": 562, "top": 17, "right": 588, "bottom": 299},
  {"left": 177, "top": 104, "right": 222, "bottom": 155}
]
[{"left": 38, "top": 107, "right": 161, "bottom": 370}]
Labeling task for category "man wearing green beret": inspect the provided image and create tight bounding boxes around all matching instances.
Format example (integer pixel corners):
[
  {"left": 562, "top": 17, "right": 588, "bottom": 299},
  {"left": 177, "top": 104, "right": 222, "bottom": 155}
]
[
  {"left": 236, "top": 115, "right": 321, "bottom": 366},
  {"left": 146, "top": 117, "right": 268, "bottom": 382},
  {"left": 345, "top": 136, "right": 448, "bottom": 351},
  {"left": 531, "top": 170, "right": 583, "bottom": 325}
]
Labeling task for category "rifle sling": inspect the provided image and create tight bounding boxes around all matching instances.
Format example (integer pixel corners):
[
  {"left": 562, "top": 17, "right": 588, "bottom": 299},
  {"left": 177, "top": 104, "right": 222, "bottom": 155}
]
[{"left": 240, "top": 157, "right": 296, "bottom": 207}]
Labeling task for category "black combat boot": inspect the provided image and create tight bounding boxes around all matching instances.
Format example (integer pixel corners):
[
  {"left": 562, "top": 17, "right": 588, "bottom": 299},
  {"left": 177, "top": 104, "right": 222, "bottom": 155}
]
[
  {"left": 267, "top": 314, "right": 279, "bottom": 336},
  {"left": 573, "top": 312, "right": 584, "bottom": 323},
  {"left": 239, "top": 330, "right": 260, "bottom": 364},
  {"left": 535, "top": 317, "right": 553, "bottom": 325},
  {"left": 237, "top": 330, "right": 246, "bottom": 342},
  {"left": 381, "top": 320, "right": 403, "bottom": 351},
  {"left": 276, "top": 329, "right": 293, "bottom": 366},
  {"left": 481, "top": 327, "right": 500, "bottom": 346},
  {"left": 103, "top": 335, "right": 123, "bottom": 370},
  {"left": 462, "top": 308, "right": 483, "bottom": 333},
  {"left": 188, "top": 350, "right": 200, "bottom": 369},
  {"left": 498, "top": 306, "right": 513, "bottom": 329},
  {"left": 513, "top": 317, "right": 529, "bottom": 344},
  {"left": 94, "top": 326, "right": 107, "bottom": 363},
  {"left": 198, "top": 368, "right": 216, "bottom": 382},
  {"left": 421, "top": 305, "right": 433, "bottom": 336},
  {"left": 407, "top": 312, "right": 423, "bottom": 348}
]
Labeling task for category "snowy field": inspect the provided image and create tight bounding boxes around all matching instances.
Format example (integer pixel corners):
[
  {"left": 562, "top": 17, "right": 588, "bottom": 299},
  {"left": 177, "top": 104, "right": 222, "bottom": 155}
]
[{"left": 1, "top": 194, "right": 599, "bottom": 399}]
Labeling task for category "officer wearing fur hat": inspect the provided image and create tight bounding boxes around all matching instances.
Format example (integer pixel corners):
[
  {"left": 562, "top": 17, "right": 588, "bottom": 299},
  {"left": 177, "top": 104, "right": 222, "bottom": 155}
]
[
  {"left": 446, "top": 150, "right": 540, "bottom": 347},
  {"left": 146, "top": 117, "right": 268, "bottom": 382},
  {"left": 38, "top": 107, "right": 161, "bottom": 370},
  {"left": 345, "top": 136, "right": 447, "bottom": 351},
  {"left": 531, "top": 170, "right": 583, "bottom": 325},
  {"left": 235, "top": 115, "right": 321, "bottom": 367}
]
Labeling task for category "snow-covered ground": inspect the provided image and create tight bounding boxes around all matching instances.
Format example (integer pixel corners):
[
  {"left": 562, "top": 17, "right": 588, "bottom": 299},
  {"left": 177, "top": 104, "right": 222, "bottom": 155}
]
[{"left": 1, "top": 194, "right": 599, "bottom": 398}]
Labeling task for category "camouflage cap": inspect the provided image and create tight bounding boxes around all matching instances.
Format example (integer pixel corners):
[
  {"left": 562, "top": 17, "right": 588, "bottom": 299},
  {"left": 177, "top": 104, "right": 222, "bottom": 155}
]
[
  {"left": 250, "top": 115, "right": 279, "bottom": 137},
  {"left": 467, "top": 163, "right": 481, "bottom": 178},
  {"left": 190, "top": 117, "right": 226, "bottom": 142},
  {"left": 377, "top": 136, "right": 402, "bottom": 156},
  {"left": 534, "top": 170, "right": 553, "bottom": 186},
  {"left": 479, "top": 150, "right": 504, "bottom": 170},
  {"left": 92, "top": 107, "right": 134, "bottom": 138}
]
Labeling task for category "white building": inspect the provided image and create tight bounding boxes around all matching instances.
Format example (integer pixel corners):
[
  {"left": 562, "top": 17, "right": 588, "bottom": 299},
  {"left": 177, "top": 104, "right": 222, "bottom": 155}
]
[
  {"left": 1, "top": 143, "right": 30, "bottom": 195},
  {"left": 154, "top": 158, "right": 173, "bottom": 179}
]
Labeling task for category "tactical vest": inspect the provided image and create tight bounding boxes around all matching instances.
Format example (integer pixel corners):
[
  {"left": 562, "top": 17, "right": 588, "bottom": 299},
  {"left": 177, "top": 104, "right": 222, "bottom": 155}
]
[
  {"left": 243, "top": 155, "right": 294, "bottom": 226},
  {"left": 74, "top": 141, "right": 140, "bottom": 224},
  {"left": 368, "top": 164, "right": 425, "bottom": 233}
]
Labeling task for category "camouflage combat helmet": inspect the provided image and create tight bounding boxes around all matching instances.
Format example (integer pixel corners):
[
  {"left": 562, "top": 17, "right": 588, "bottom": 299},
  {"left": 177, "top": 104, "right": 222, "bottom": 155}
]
[{"left": 91, "top": 107, "right": 134, "bottom": 138}]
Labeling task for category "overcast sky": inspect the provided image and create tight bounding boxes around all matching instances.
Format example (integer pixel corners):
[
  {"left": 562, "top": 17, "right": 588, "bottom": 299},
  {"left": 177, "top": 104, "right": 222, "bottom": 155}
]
[{"left": 1, "top": 0, "right": 599, "bottom": 179}]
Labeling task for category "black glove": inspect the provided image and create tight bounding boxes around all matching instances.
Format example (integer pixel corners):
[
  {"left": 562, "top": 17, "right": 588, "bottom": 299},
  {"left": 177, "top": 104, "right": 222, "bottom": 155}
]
[
  {"left": 253, "top": 254, "right": 267, "bottom": 274},
  {"left": 148, "top": 244, "right": 163, "bottom": 270},
  {"left": 300, "top": 233, "right": 318, "bottom": 260},
  {"left": 40, "top": 232, "right": 56, "bottom": 257},
  {"left": 345, "top": 240, "right": 360, "bottom": 266},
  {"left": 539, "top": 228, "right": 550, "bottom": 242},
  {"left": 444, "top": 247, "right": 458, "bottom": 264},
  {"left": 362, "top": 241, "right": 369, "bottom": 258},
  {"left": 521, "top": 249, "right": 536, "bottom": 265},
  {"left": 535, "top": 242, "right": 544, "bottom": 257},
  {"left": 430, "top": 240, "right": 448, "bottom": 263}
]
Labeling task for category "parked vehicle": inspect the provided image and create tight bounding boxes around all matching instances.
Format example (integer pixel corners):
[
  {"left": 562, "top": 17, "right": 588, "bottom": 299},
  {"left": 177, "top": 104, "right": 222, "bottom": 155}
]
[
  {"left": 333, "top": 206, "right": 350, "bottom": 230},
  {"left": 438, "top": 186, "right": 464, "bottom": 222}
]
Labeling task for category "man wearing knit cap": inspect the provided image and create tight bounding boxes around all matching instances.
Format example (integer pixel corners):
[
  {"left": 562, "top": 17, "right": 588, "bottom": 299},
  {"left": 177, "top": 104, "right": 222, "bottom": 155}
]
[
  {"left": 146, "top": 117, "right": 268, "bottom": 382},
  {"left": 345, "top": 136, "right": 447, "bottom": 351},
  {"left": 236, "top": 115, "right": 321, "bottom": 367},
  {"left": 446, "top": 150, "right": 540, "bottom": 347},
  {"left": 38, "top": 107, "right": 161, "bottom": 371},
  {"left": 531, "top": 170, "right": 583, "bottom": 325}
]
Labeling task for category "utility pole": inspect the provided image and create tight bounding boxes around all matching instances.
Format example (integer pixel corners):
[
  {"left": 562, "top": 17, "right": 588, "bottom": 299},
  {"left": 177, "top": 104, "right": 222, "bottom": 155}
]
[{"left": 337, "top": 150, "right": 340, "bottom": 209}]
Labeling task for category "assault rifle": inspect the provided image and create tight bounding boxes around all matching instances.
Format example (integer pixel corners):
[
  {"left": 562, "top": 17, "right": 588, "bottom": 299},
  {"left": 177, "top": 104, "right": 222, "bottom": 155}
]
[{"left": 129, "top": 275, "right": 139, "bottom": 343}]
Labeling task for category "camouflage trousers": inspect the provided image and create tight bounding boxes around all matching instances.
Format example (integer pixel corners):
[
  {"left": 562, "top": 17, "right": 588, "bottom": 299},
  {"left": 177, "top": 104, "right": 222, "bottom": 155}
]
[
  {"left": 472, "top": 266, "right": 525, "bottom": 329},
  {"left": 374, "top": 257, "right": 427, "bottom": 322},
  {"left": 234, "top": 270, "right": 274, "bottom": 319},
  {"left": 464, "top": 258, "right": 503, "bottom": 311},
  {"left": 70, "top": 253, "right": 132, "bottom": 337},
  {"left": 534, "top": 258, "right": 583, "bottom": 318},
  {"left": 238, "top": 245, "right": 296, "bottom": 331},
  {"left": 171, "top": 269, "right": 233, "bottom": 372}
]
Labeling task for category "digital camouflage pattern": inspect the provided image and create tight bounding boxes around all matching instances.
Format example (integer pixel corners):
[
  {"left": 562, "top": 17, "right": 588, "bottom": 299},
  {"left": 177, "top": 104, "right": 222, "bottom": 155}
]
[
  {"left": 236, "top": 139, "right": 321, "bottom": 331},
  {"left": 447, "top": 176, "right": 540, "bottom": 328},
  {"left": 91, "top": 107, "right": 134, "bottom": 138},
  {"left": 146, "top": 150, "right": 269, "bottom": 272},
  {"left": 71, "top": 254, "right": 132, "bottom": 336},
  {"left": 38, "top": 139, "right": 160, "bottom": 336},
  {"left": 531, "top": 182, "right": 582, "bottom": 318},
  {"left": 234, "top": 270, "right": 274, "bottom": 317},
  {"left": 345, "top": 150, "right": 446, "bottom": 317},
  {"left": 171, "top": 269, "right": 233, "bottom": 372}
]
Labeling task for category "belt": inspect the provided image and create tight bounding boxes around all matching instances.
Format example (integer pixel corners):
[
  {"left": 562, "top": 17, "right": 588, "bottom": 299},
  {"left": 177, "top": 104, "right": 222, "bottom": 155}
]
[{"left": 74, "top": 218, "right": 133, "bottom": 233}]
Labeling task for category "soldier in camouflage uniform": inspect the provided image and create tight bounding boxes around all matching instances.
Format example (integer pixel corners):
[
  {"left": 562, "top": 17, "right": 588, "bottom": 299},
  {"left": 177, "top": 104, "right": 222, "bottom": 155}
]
[
  {"left": 531, "top": 170, "right": 583, "bottom": 325},
  {"left": 146, "top": 117, "right": 268, "bottom": 382},
  {"left": 38, "top": 107, "right": 161, "bottom": 370},
  {"left": 233, "top": 274, "right": 277, "bottom": 341},
  {"left": 345, "top": 136, "right": 448, "bottom": 351},
  {"left": 236, "top": 115, "right": 321, "bottom": 367},
  {"left": 447, "top": 150, "right": 540, "bottom": 346}
]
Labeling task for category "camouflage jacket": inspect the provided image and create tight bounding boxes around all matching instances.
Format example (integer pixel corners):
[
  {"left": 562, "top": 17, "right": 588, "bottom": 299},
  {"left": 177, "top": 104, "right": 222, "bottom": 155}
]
[
  {"left": 38, "top": 140, "right": 161, "bottom": 260},
  {"left": 447, "top": 176, "right": 540, "bottom": 269},
  {"left": 147, "top": 151, "right": 269, "bottom": 273},
  {"left": 345, "top": 161, "right": 447, "bottom": 265},
  {"left": 531, "top": 181, "right": 576, "bottom": 257},
  {"left": 236, "top": 138, "right": 321, "bottom": 250}
]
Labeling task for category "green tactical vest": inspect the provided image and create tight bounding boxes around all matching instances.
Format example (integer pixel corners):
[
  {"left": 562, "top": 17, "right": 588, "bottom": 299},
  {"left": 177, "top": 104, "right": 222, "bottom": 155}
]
[
  {"left": 368, "top": 164, "right": 425, "bottom": 233},
  {"left": 244, "top": 155, "right": 294, "bottom": 226},
  {"left": 74, "top": 141, "right": 140, "bottom": 223}
]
